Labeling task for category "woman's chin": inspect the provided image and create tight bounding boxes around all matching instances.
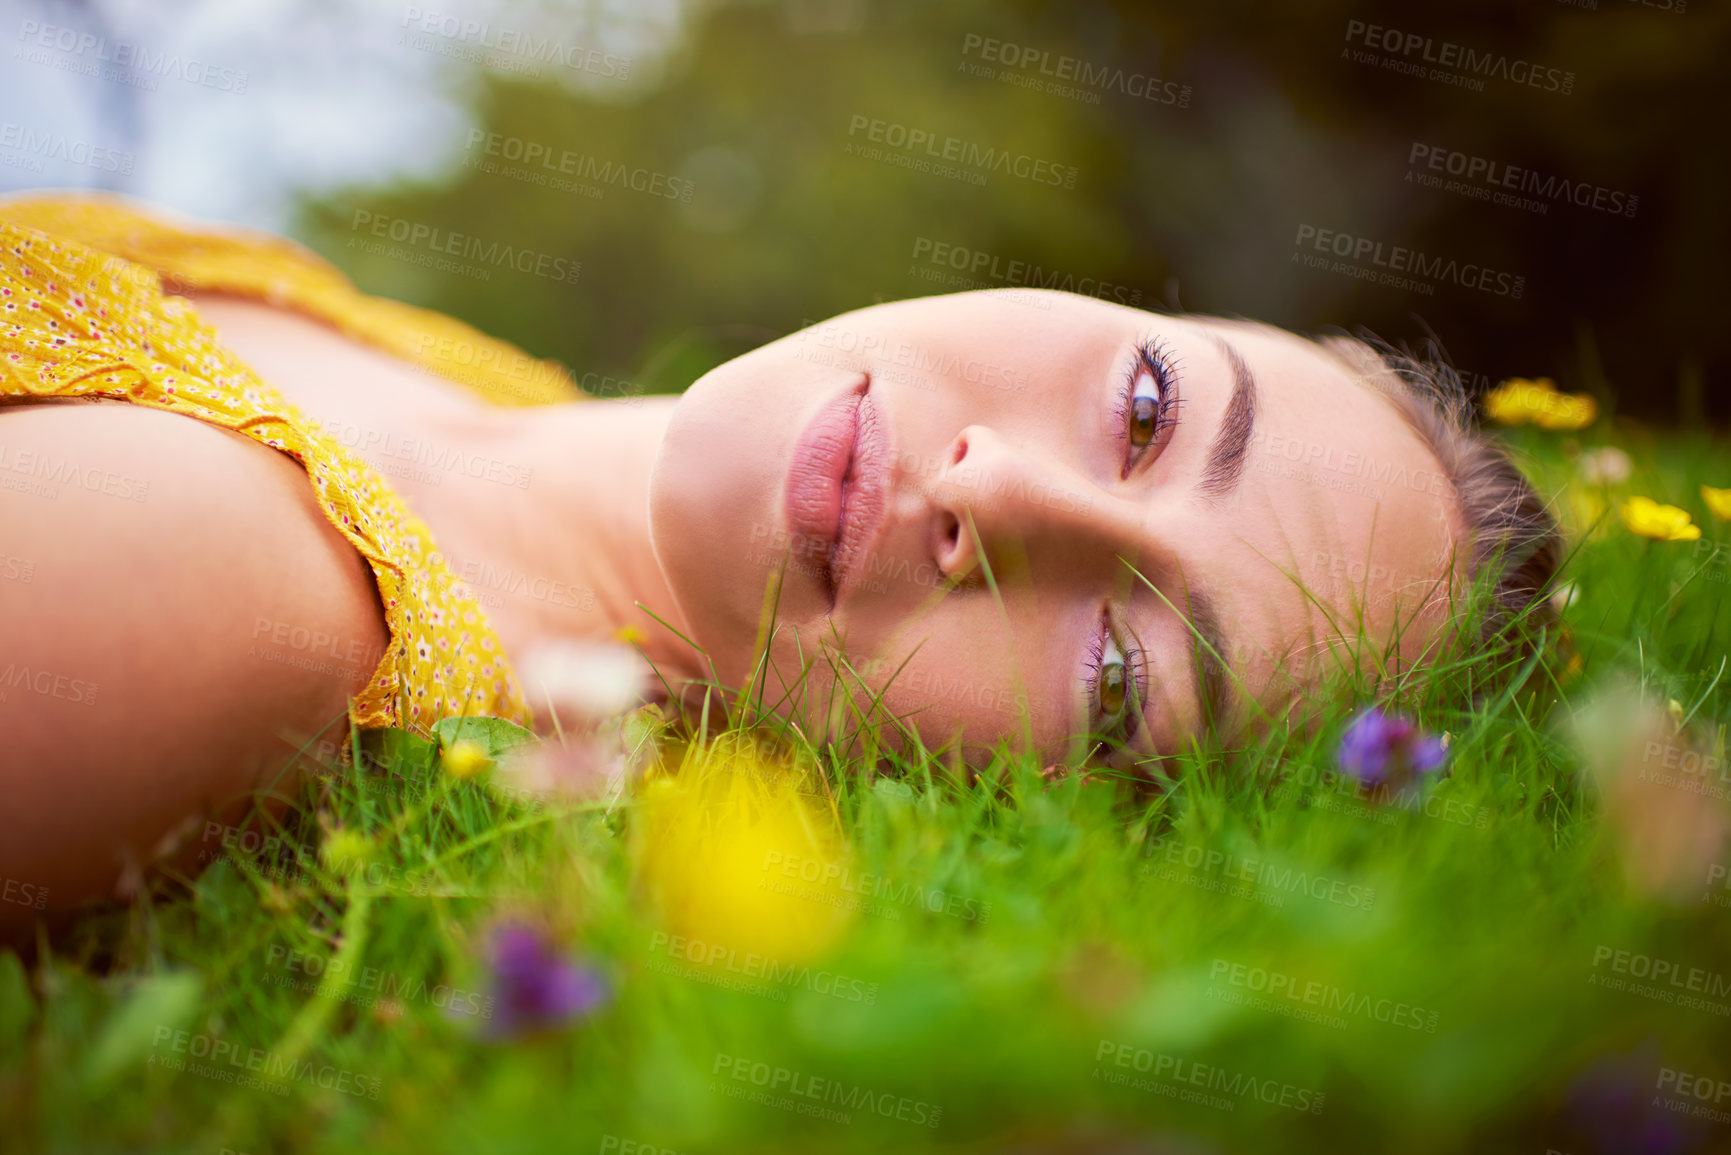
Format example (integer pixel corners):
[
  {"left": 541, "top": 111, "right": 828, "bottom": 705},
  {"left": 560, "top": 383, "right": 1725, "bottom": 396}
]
[
  {"left": 646, "top": 376, "right": 780, "bottom": 689},
  {"left": 647, "top": 354, "right": 867, "bottom": 690}
]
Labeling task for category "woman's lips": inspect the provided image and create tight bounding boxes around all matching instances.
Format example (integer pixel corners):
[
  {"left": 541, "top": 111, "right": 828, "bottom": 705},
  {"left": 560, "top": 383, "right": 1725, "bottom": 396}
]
[{"left": 783, "top": 377, "right": 889, "bottom": 607}]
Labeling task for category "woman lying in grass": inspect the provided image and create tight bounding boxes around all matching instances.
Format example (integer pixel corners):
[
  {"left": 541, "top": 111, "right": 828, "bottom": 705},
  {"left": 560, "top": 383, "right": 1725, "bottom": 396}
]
[{"left": 0, "top": 194, "right": 1557, "bottom": 918}]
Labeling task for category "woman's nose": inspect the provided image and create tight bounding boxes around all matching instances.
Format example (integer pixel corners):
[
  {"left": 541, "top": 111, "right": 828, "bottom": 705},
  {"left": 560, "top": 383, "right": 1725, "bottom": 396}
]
[{"left": 925, "top": 425, "right": 1131, "bottom": 582}]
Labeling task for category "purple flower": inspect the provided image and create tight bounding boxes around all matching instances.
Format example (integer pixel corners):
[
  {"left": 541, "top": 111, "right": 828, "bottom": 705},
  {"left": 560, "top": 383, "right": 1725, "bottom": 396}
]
[
  {"left": 479, "top": 921, "right": 608, "bottom": 1040},
  {"left": 1336, "top": 707, "right": 1448, "bottom": 788},
  {"left": 1561, "top": 1045, "right": 1703, "bottom": 1155}
]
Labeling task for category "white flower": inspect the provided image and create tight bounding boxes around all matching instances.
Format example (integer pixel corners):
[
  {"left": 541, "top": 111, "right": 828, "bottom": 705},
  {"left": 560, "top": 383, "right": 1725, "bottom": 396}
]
[
  {"left": 1571, "top": 681, "right": 1731, "bottom": 902},
  {"left": 1577, "top": 446, "right": 1633, "bottom": 486},
  {"left": 496, "top": 735, "right": 624, "bottom": 804},
  {"left": 517, "top": 638, "right": 648, "bottom": 723}
]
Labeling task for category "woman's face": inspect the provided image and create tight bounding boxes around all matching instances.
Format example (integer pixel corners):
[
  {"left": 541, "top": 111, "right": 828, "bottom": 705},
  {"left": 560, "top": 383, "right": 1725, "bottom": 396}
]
[{"left": 649, "top": 290, "right": 1462, "bottom": 769}]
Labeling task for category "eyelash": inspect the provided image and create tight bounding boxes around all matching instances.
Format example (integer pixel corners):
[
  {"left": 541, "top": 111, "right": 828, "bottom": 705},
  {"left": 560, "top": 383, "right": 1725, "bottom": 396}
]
[
  {"left": 1083, "top": 607, "right": 1144, "bottom": 748},
  {"left": 1081, "top": 339, "right": 1174, "bottom": 750},
  {"left": 1111, "top": 337, "right": 1183, "bottom": 478}
]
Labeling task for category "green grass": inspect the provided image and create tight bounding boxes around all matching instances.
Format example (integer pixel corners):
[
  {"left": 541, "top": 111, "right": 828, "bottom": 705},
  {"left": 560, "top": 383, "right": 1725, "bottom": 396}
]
[{"left": 4, "top": 424, "right": 1730, "bottom": 1155}]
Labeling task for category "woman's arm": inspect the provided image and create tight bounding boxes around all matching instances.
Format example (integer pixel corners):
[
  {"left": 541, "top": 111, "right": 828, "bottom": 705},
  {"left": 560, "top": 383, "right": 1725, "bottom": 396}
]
[{"left": 0, "top": 400, "right": 387, "bottom": 928}]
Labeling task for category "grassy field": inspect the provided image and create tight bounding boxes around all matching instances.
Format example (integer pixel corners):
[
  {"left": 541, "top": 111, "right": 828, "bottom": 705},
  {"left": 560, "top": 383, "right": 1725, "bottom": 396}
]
[{"left": 4, "top": 417, "right": 1729, "bottom": 1155}]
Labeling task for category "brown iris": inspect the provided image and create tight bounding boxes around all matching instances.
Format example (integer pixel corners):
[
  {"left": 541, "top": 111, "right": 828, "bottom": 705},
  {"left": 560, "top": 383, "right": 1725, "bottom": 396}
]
[
  {"left": 1130, "top": 392, "right": 1161, "bottom": 447},
  {"left": 1099, "top": 659, "right": 1128, "bottom": 716}
]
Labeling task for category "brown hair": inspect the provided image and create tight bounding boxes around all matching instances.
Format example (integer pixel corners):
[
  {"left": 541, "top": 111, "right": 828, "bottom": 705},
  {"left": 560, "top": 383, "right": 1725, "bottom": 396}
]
[{"left": 1317, "top": 332, "right": 1564, "bottom": 650}]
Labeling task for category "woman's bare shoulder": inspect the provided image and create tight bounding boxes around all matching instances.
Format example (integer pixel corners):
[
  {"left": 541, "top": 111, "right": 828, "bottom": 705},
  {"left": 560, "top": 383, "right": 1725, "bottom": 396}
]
[
  {"left": 0, "top": 400, "right": 387, "bottom": 914},
  {"left": 0, "top": 398, "right": 384, "bottom": 641}
]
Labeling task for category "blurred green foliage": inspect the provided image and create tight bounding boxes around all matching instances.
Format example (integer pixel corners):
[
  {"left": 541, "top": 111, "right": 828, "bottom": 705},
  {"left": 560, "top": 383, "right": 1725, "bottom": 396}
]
[{"left": 297, "top": 0, "right": 1731, "bottom": 421}]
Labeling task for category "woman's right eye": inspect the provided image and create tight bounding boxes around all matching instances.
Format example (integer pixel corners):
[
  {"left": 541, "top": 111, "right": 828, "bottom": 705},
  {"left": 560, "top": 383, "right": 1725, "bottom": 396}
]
[{"left": 1128, "top": 372, "right": 1164, "bottom": 449}]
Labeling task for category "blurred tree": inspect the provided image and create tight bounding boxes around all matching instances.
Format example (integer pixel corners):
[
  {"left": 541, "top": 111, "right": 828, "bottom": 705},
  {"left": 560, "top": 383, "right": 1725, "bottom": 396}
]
[{"left": 298, "top": 0, "right": 1730, "bottom": 421}]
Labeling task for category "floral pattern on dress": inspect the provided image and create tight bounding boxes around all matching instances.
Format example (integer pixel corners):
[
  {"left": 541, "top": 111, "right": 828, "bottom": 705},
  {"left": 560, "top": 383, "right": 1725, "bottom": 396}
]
[{"left": 0, "top": 215, "right": 537, "bottom": 737}]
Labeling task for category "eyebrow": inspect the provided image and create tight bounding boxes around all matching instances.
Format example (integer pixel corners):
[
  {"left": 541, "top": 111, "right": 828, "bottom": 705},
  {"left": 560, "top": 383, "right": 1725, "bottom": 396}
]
[
  {"left": 1137, "top": 335, "right": 1254, "bottom": 749},
  {"left": 1184, "top": 585, "right": 1232, "bottom": 737},
  {"left": 1198, "top": 337, "right": 1257, "bottom": 497},
  {"left": 1127, "top": 579, "right": 1231, "bottom": 756}
]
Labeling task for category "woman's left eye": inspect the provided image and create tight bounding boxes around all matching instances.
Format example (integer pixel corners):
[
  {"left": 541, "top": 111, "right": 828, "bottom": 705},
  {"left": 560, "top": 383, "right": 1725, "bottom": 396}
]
[
  {"left": 1098, "top": 634, "right": 1129, "bottom": 718},
  {"left": 1117, "top": 339, "right": 1181, "bottom": 474},
  {"left": 1087, "top": 619, "right": 1142, "bottom": 746}
]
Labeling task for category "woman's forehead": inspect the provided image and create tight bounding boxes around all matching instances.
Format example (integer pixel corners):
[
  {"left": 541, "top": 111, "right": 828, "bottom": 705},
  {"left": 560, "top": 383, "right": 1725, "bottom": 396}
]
[{"left": 865, "top": 296, "right": 1386, "bottom": 400}]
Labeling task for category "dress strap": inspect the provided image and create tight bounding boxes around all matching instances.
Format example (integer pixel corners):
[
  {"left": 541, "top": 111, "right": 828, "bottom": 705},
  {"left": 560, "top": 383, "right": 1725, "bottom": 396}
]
[
  {"left": 0, "top": 218, "right": 532, "bottom": 733},
  {"left": 0, "top": 193, "right": 583, "bottom": 409}
]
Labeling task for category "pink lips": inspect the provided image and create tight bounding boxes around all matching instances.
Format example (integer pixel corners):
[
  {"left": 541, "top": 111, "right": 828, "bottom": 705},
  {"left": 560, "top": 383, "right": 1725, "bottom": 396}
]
[{"left": 783, "top": 378, "right": 888, "bottom": 605}]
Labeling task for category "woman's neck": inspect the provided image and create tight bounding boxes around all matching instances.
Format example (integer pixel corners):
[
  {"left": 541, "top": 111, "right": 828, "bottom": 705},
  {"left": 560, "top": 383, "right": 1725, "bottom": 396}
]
[
  {"left": 176, "top": 295, "right": 706, "bottom": 704},
  {"left": 414, "top": 395, "right": 710, "bottom": 701}
]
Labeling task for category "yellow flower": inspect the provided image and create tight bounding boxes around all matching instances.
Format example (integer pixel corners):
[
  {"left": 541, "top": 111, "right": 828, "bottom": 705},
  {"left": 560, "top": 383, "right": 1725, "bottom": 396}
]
[
  {"left": 1484, "top": 378, "right": 1554, "bottom": 425},
  {"left": 1483, "top": 377, "right": 1597, "bottom": 430},
  {"left": 441, "top": 738, "right": 492, "bottom": 779},
  {"left": 1619, "top": 496, "right": 1701, "bottom": 542},
  {"left": 614, "top": 624, "right": 646, "bottom": 646},
  {"left": 320, "top": 828, "right": 374, "bottom": 871},
  {"left": 1534, "top": 392, "right": 1597, "bottom": 430},
  {"left": 634, "top": 738, "right": 853, "bottom": 966},
  {"left": 1702, "top": 485, "right": 1731, "bottom": 521}
]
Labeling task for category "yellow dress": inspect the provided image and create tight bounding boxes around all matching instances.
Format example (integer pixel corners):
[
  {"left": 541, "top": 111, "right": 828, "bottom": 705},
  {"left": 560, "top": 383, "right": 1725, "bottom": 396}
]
[{"left": 0, "top": 193, "right": 585, "bottom": 736}]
